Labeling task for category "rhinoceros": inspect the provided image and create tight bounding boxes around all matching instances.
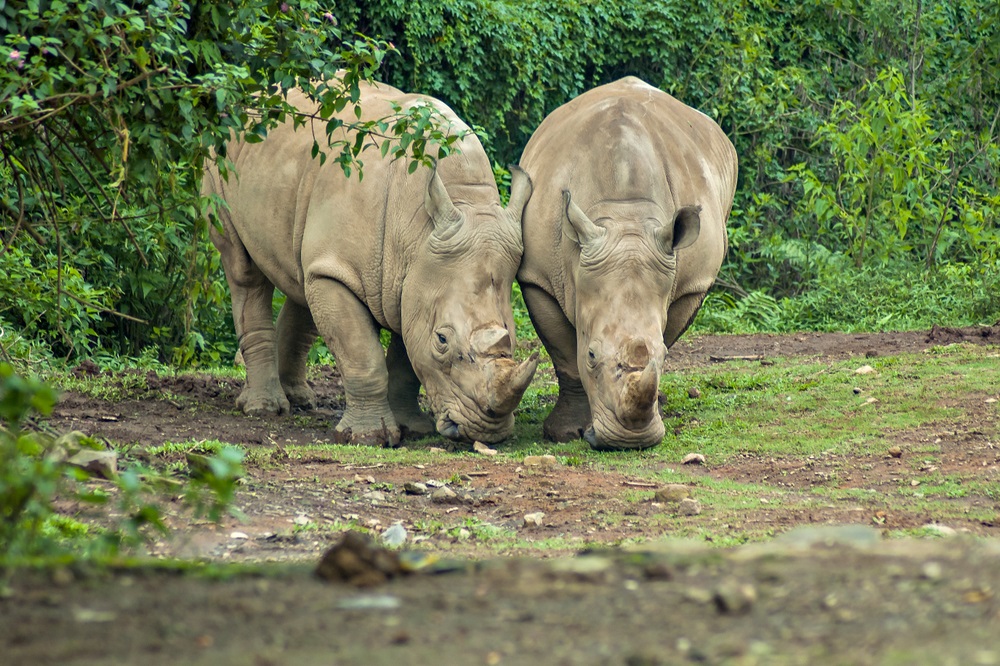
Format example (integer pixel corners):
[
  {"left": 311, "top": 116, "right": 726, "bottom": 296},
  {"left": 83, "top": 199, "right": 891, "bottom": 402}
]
[
  {"left": 517, "top": 76, "right": 737, "bottom": 450},
  {"left": 203, "top": 80, "right": 538, "bottom": 446}
]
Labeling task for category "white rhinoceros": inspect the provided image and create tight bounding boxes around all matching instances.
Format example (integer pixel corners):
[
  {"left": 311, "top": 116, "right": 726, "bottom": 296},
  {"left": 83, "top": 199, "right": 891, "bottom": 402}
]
[
  {"left": 203, "top": 81, "right": 538, "bottom": 446},
  {"left": 517, "top": 76, "right": 738, "bottom": 450}
]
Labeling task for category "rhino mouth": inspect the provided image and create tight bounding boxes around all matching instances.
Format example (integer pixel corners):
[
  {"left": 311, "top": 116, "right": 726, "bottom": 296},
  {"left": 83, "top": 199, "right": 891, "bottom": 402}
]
[
  {"left": 585, "top": 414, "right": 665, "bottom": 451},
  {"left": 435, "top": 409, "right": 515, "bottom": 444}
]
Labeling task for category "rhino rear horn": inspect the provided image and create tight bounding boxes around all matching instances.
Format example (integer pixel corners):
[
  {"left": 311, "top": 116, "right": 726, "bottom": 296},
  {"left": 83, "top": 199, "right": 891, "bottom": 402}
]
[
  {"left": 563, "top": 190, "right": 606, "bottom": 247},
  {"left": 425, "top": 165, "right": 464, "bottom": 240},
  {"left": 656, "top": 205, "right": 701, "bottom": 254}
]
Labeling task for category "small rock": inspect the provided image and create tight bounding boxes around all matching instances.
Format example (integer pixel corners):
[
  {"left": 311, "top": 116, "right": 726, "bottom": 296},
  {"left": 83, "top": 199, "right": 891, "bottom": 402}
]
[
  {"left": 425, "top": 479, "right": 445, "bottom": 488},
  {"left": 854, "top": 364, "right": 876, "bottom": 375},
  {"left": 316, "top": 531, "right": 402, "bottom": 586},
  {"left": 888, "top": 446, "right": 903, "bottom": 458},
  {"left": 362, "top": 490, "right": 387, "bottom": 503},
  {"left": 66, "top": 450, "right": 117, "bottom": 479},
  {"left": 431, "top": 486, "right": 459, "bottom": 504},
  {"left": 428, "top": 447, "right": 447, "bottom": 453},
  {"left": 921, "top": 561, "right": 944, "bottom": 580},
  {"left": 986, "top": 398, "right": 998, "bottom": 404},
  {"left": 523, "top": 454, "right": 559, "bottom": 467},
  {"left": 380, "top": 523, "right": 408, "bottom": 548},
  {"left": 473, "top": 441, "right": 498, "bottom": 456},
  {"left": 403, "top": 482, "right": 428, "bottom": 495},
  {"left": 681, "top": 453, "right": 706, "bottom": 465},
  {"left": 523, "top": 511, "right": 545, "bottom": 527},
  {"left": 230, "top": 532, "right": 250, "bottom": 540},
  {"left": 713, "top": 579, "right": 757, "bottom": 614},
  {"left": 922, "top": 523, "right": 957, "bottom": 537},
  {"left": 293, "top": 514, "right": 311, "bottom": 526},
  {"left": 678, "top": 498, "right": 702, "bottom": 516},
  {"left": 852, "top": 387, "right": 862, "bottom": 395},
  {"left": 687, "top": 387, "right": 701, "bottom": 399},
  {"left": 654, "top": 484, "right": 692, "bottom": 503},
  {"left": 336, "top": 594, "right": 401, "bottom": 611},
  {"left": 682, "top": 587, "right": 714, "bottom": 604}
]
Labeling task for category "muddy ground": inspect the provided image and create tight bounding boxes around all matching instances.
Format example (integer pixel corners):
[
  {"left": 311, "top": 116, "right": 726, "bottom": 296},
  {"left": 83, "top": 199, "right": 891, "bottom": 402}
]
[{"left": 4, "top": 326, "right": 1000, "bottom": 665}]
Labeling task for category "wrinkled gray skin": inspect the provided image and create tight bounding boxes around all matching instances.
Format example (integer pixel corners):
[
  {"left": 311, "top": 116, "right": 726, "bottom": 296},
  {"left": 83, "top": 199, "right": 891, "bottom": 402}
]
[
  {"left": 518, "top": 77, "right": 737, "bottom": 450},
  {"left": 204, "top": 82, "right": 538, "bottom": 446}
]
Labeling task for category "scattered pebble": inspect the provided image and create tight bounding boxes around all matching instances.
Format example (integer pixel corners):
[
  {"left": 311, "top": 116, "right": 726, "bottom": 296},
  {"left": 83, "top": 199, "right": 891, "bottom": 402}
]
[
  {"left": 922, "top": 523, "right": 957, "bottom": 538},
  {"left": 428, "top": 447, "right": 447, "bottom": 453},
  {"left": 687, "top": 387, "right": 702, "bottom": 399},
  {"left": 293, "top": 514, "right": 311, "bottom": 526},
  {"left": 335, "top": 594, "right": 401, "bottom": 611},
  {"left": 854, "top": 364, "right": 876, "bottom": 375},
  {"left": 473, "top": 441, "right": 498, "bottom": 455},
  {"left": 431, "top": 487, "right": 459, "bottom": 504},
  {"left": 66, "top": 450, "right": 118, "bottom": 479},
  {"left": 523, "top": 511, "right": 545, "bottom": 527},
  {"left": 852, "top": 387, "right": 862, "bottom": 395},
  {"left": 362, "top": 491, "right": 387, "bottom": 503},
  {"left": 682, "top": 453, "right": 706, "bottom": 465},
  {"left": 921, "top": 561, "right": 944, "bottom": 580},
  {"left": 888, "top": 446, "right": 903, "bottom": 458},
  {"left": 380, "top": 523, "right": 408, "bottom": 548},
  {"left": 679, "top": 498, "right": 702, "bottom": 516},
  {"left": 713, "top": 579, "right": 757, "bottom": 614},
  {"left": 682, "top": 587, "right": 714, "bottom": 604},
  {"left": 523, "top": 454, "right": 559, "bottom": 467},
  {"left": 403, "top": 482, "right": 428, "bottom": 495},
  {"left": 230, "top": 532, "right": 249, "bottom": 540},
  {"left": 425, "top": 479, "right": 445, "bottom": 488},
  {"left": 316, "top": 531, "right": 402, "bottom": 586},
  {"left": 654, "top": 484, "right": 692, "bottom": 503}
]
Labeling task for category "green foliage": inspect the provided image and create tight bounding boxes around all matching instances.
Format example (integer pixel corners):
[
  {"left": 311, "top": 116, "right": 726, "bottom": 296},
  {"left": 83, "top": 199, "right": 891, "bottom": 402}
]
[
  {"left": 1, "top": 0, "right": 466, "bottom": 364},
  {"left": 0, "top": 364, "right": 244, "bottom": 561}
]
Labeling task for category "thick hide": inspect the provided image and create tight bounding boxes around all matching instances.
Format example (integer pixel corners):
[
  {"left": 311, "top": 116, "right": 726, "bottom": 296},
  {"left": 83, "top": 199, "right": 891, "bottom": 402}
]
[
  {"left": 204, "top": 80, "right": 537, "bottom": 445},
  {"left": 518, "top": 76, "right": 738, "bottom": 450}
]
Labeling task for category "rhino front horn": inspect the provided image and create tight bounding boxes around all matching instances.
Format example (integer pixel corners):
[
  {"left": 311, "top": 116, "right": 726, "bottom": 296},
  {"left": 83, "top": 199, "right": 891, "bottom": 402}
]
[
  {"left": 488, "top": 352, "right": 539, "bottom": 415},
  {"left": 619, "top": 361, "right": 659, "bottom": 425}
]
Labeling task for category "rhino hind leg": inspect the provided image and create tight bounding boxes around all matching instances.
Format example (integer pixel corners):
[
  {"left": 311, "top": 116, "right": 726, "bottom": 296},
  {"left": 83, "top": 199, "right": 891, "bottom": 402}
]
[
  {"left": 276, "top": 299, "right": 318, "bottom": 409},
  {"left": 211, "top": 220, "right": 289, "bottom": 417},
  {"left": 385, "top": 332, "right": 435, "bottom": 439},
  {"left": 520, "top": 284, "right": 593, "bottom": 442},
  {"left": 306, "top": 276, "right": 401, "bottom": 447}
]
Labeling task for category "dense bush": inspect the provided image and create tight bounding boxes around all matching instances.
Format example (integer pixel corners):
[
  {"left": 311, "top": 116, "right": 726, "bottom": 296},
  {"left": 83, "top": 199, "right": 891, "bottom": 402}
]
[{"left": 2, "top": 0, "right": 998, "bottom": 363}]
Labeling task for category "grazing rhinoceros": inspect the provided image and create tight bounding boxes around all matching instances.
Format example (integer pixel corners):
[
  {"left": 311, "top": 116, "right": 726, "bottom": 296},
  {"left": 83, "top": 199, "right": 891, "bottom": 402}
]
[
  {"left": 517, "top": 76, "right": 737, "bottom": 450},
  {"left": 203, "top": 81, "right": 538, "bottom": 446}
]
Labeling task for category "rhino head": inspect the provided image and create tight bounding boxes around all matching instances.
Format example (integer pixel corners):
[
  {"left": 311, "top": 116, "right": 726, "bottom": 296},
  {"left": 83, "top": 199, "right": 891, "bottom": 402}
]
[
  {"left": 563, "top": 190, "right": 702, "bottom": 450},
  {"left": 401, "top": 166, "right": 539, "bottom": 444}
]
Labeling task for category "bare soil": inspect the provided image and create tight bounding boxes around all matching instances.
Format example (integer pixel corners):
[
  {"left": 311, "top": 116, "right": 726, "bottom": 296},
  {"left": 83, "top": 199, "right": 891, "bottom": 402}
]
[{"left": 4, "top": 327, "right": 1000, "bottom": 665}]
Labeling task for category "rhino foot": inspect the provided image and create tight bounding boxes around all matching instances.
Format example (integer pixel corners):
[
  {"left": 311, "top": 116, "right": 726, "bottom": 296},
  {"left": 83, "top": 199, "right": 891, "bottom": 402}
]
[
  {"left": 395, "top": 411, "right": 436, "bottom": 440},
  {"left": 237, "top": 387, "right": 290, "bottom": 416},
  {"left": 282, "top": 383, "right": 317, "bottom": 410},
  {"left": 542, "top": 397, "right": 592, "bottom": 443},
  {"left": 334, "top": 414, "right": 402, "bottom": 448}
]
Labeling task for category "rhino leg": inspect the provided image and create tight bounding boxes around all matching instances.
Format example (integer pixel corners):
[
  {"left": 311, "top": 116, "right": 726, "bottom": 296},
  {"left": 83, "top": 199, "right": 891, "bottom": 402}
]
[
  {"left": 211, "top": 222, "right": 289, "bottom": 416},
  {"left": 521, "top": 284, "right": 593, "bottom": 442},
  {"left": 385, "top": 332, "right": 435, "bottom": 439},
  {"left": 305, "top": 277, "right": 401, "bottom": 447},
  {"left": 276, "top": 299, "right": 318, "bottom": 409}
]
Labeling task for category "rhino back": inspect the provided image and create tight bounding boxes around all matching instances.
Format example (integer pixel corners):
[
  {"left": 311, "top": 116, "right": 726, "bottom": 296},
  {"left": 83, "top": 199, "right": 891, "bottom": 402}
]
[
  {"left": 519, "top": 76, "right": 737, "bottom": 307},
  {"left": 208, "top": 81, "right": 495, "bottom": 333}
]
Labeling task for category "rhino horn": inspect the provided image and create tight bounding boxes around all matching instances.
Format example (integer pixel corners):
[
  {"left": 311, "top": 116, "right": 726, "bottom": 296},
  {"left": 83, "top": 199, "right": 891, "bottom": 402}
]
[
  {"left": 472, "top": 326, "right": 512, "bottom": 356},
  {"left": 619, "top": 361, "right": 659, "bottom": 424},
  {"left": 506, "top": 165, "right": 533, "bottom": 222},
  {"left": 623, "top": 338, "right": 651, "bottom": 370},
  {"left": 655, "top": 205, "right": 702, "bottom": 254},
  {"left": 563, "top": 190, "right": 606, "bottom": 247},
  {"left": 425, "top": 165, "right": 464, "bottom": 240},
  {"left": 488, "top": 352, "right": 539, "bottom": 415}
]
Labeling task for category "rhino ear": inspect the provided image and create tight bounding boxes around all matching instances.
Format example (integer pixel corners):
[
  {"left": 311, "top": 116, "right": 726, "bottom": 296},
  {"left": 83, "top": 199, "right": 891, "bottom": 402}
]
[
  {"left": 656, "top": 205, "right": 701, "bottom": 254},
  {"left": 425, "top": 165, "right": 464, "bottom": 240},
  {"left": 563, "top": 190, "right": 605, "bottom": 247},
  {"left": 505, "top": 165, "right": 533, "bottom": 222}
]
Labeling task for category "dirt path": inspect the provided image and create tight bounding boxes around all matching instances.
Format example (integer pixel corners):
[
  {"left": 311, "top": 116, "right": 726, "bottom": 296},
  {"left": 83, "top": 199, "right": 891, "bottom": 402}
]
[{"left": 5, "top": 327, "right": 1000, "bottom": 665}]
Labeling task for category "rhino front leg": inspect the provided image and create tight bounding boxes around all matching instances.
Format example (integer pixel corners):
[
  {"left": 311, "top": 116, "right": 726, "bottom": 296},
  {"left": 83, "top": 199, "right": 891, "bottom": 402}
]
[
  {"left": 211, "top": 224, "right": 289, "bottom": 416},
  {"left": 276, "top": 299, "right": 319, "bottom": 409},
  {"left": 385, "top": 332, "right": 435, "bottom": 439},
  {"left": 306, "top": 277, "right": 401, "bottom": 446},
  {"left": 521, "top": 284, "right": 592, "bottom": 442}
]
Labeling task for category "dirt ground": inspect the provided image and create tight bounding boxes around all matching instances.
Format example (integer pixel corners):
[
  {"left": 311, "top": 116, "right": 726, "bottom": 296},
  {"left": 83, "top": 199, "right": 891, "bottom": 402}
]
[{"left": 4, "top": 326, "right": 1000, "bottom": 665}]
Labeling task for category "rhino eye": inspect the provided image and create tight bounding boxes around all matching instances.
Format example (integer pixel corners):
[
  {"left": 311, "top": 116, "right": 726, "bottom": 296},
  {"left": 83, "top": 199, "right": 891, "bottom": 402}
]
[{"left": 437, "top": 332, "right": 448, "bottom": 345}]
